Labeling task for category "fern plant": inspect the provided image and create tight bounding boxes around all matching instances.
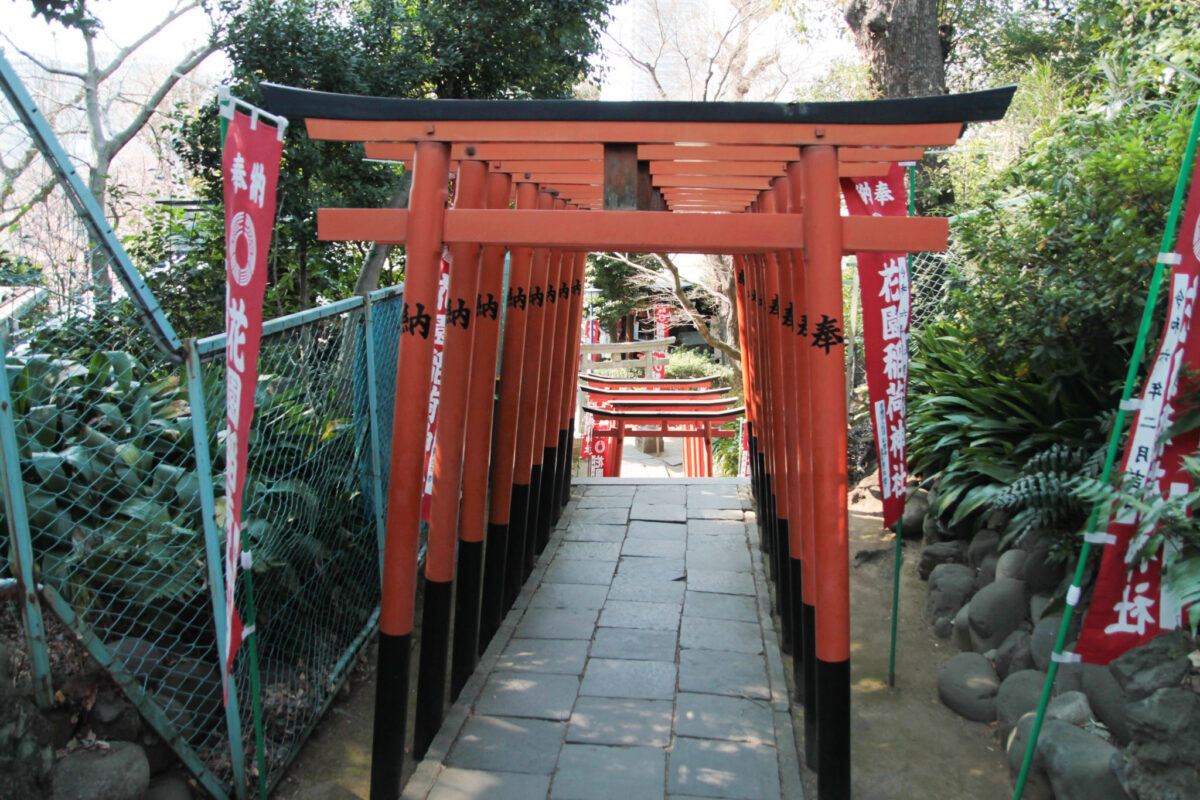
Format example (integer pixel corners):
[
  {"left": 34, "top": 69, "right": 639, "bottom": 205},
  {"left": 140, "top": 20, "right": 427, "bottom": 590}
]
[
  {"left": 1072, "top": 454, "right": 1200, "bottom": 633},
  {"left": 992, "top": 443, "right": 1104, "bottom": 548}
]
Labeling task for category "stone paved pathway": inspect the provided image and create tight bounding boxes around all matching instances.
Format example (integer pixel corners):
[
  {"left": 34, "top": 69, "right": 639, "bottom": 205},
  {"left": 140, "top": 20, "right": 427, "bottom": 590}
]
[{"left": 401, "top": 478, "right": 803, "bottom": 800}]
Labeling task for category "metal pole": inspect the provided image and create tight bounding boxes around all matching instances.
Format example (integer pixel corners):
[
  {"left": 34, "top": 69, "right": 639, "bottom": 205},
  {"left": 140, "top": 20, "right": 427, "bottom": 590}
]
[
  {"left": 185, "top": 341, "right": 249, "bottom": 799},
  {"left": 0, "top": 329, "right": 53, "bottom": 708},
  {"left": 888, "top": 160, "right": 918, "bottom": 689}
]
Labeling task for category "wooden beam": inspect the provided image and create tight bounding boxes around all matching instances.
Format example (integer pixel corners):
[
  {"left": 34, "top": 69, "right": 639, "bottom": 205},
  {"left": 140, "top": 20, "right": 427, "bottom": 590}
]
[
  {"left": 309, "top": 119, "right": 965, "bottom": 147},
  {"left": 838, "top": 146, "right": 924, "bottom": 162},
  {"left": 318, "top": 208, "right": 950, "bottom": 254},
  {"left": 639, "top": 144, "right": 802, "bottom": 161},
  {"left": 841, "top": 215, "right": 947, "bottom": 253},
  {"left": 650, "top": 160, "right": 786, "bottom": 176}
]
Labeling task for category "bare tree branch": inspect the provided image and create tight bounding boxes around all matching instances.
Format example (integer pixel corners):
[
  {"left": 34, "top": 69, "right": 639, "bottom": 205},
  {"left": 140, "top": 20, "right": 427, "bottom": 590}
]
[
  {"left": 0, "top": 35, "right": 86, "bottom": 79},
  {"left": 103, "top": 42, "right": 215, "bottom": 159},
  {"left": 602, "top": 251, "right": 741, "bottom": 366},
  {"left": 96, "top": 0, "right": 207, "bottom": 82}
]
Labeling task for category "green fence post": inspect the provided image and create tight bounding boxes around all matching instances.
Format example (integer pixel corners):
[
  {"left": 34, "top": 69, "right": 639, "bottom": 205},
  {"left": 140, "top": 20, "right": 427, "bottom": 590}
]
[
  {"left": 0, "top": 329, "right": 54, "bottom": 708},
  {"left": 362, "top": 293, "right": 387, "bottom": 574},
  {"left": 185, "top": 341, "right": 249, "bottom": 800},
  {"left": 1012, "top": 86, "right": 1200, "bottom": 800}
]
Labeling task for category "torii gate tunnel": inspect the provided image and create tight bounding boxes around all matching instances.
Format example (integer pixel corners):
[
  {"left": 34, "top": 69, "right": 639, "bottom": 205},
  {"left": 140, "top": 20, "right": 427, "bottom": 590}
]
[{"left": 262, "top": 83, "right": 1014, "bottom": 800}]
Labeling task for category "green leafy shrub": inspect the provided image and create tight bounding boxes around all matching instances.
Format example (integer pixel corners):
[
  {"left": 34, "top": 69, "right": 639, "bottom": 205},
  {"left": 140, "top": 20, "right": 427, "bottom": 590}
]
[
  {"left": 664, "top": 347, "right": 736, "bottom": 388},
  {"left": 907, "top": 323, "right": 1110, "bottom": 547}
]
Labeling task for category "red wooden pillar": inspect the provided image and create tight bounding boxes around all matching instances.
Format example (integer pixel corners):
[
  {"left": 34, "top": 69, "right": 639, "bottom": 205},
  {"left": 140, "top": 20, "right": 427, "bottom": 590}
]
[
  {"left": 526, "top": 204, "right": 567, "bottom": 564},
  {"left": 784, "top": 166, "right": 819, "bottom": 762},
  {"left": 371, "top": 140, "right": 450, "bottom": 800},
  {"left": 414, "top": 159, "right": 488, "bottom": 758},
  {"left": 759, "top": 188, "right": 794, "bottom": 655},
  {"left": 534, "top": 211, "right": 575, "bottom": 552},
  {"left": 454, "top": 170, "right": 512, "bottom": 689},
  {"left": 556, "top": 252, "right": 588, "bottom": 510},
  {"left": 512, "top": 191, "right": 556, "bottom": 580},
  {"left": 732, "top": 256, "right": 760, "bottom": 507},
  {"left": 488, "top": 182, "right": 538, "bottom": 611},
  {"left": 801, "top": 145, "right": 851, "bottom": 800}
]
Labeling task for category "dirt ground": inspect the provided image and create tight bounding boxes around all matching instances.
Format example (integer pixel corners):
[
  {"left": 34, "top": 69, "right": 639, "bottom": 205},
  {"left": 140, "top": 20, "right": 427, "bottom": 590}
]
[
  {"left": 824, "top": 482, "right": 1011, "bottom": 799},
  {"left": 271, "top": 479, "right": 1013, "bottom": 800}
]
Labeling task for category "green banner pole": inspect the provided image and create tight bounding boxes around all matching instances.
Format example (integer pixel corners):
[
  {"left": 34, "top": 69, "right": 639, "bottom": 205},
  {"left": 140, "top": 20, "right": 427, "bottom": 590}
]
[
  {"left": 889, "top": 161, "right": 919, "bottom": 687},
  {"left": 1012, "top": 87, "right": 1200, "bottom": 799},
  {"left": 218, "top": 87, "right": 270, "bottom": 799}
]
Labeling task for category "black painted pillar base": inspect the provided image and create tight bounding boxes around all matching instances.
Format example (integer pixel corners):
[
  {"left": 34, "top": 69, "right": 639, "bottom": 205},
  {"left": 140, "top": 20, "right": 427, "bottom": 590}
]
[
  {"left": 479, "top": 522, "right": 509, "bottom": 653},
  {"left": 816, "top": 657, "right": 851, "bottom": 800},
  {"left": 802, "top": 602, "right": 817, "bottom": 767},
  {"left": 767, "top": 492, "right": 779, "bottom": 584},
  {"left": 505, "top": 484, "right": 530, "bottom": 609},
  {"left": 776, "top": 525, "right": 792, "bottom": 655},
  {"left": 551, "top": 429, "right": 569, "bottom": 524},
  {"left": 749, "top": 433, "right": 760, "bottom": 505},
  {"left": 524, "top": 465, "right": 542, "bottom": 577},
  {"left": 790, "top": 560, "right": 806, "bottom": 704},
  {"left": 537, "top": 447, "right": 557, "bottom": 552},
  {"left": 413, "top": 579, "right": 453, "bottom": 760},
  {"left": 759, "top": 470, "right": 772, "bottom": 552},
  {"left": 560, "top": 419, "right": 575, "bottom": 509},
  {"left": 451, "top": 540, "right": 483, "bottom": 700},
  {"left": 370, "top": 632, "right": 411, "bottom": 800}
]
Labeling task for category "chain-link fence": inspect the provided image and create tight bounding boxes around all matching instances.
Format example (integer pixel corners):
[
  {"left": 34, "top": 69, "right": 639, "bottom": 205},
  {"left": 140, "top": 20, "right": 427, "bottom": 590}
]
[
  {"left": 909, "top": 247, "right": 965, "bottom": 333},
  {"left": 0, "top": 51, "right": 399, "bottom": 799}
]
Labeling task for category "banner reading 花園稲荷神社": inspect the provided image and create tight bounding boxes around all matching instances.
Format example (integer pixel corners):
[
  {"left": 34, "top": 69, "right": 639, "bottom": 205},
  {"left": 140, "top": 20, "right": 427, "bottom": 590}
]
[
  {"left": 1074, "top": 155, "right": 1200, "bottom": 664},
  {"left": 222, "top": 108, "right": 283, "bottom": 701},
  {"left": 841, "top": 163, "right": 910, "bottom": 528}
]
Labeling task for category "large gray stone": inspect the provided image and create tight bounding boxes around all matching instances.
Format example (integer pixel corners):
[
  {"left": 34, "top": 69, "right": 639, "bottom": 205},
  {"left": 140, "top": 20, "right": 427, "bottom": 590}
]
[
  {"left": 925, "top": 563, "right": 977, "bottom": 623},
  {"left": 997, "top": 669, "right": 1048, "bottom": 742},
  {"left": 1006, "top": 713, "right": 1054, "bottom": 800},
  {"left": 1031, "top": 614, "right": 1063, "bottom": 672},
  {"left": 1080, "top": 663, "right": 1131, "bottom": 745},
  {"left": 901, "top": 489, "right": 928, "bottom": 540},
  {"left": 109, "top": 636, "right": 168, "bottom": 686},
  {"left": 1023, "top": 538, "right": 1064, "bottom": 593},
  {"left": 976, "top": 553, "right": 1000, "bottom": 588},
  {"left": 52, "top": 741, "right": 150, "bottom": 800},
  {"left": 996, "top": 549, "right": 1028, "bottom": 581},
  {"left": 968, "top": 578, "right": 1028, "bottom": 652},
  {"left": 1037, "top": 718, "right": 1129, "bottom": 800},
  {"left": 1029, "top": 592, "right": 1054, "bottom": 624},
  {"left": 937, "top": 652, "right": 1000, "bottom": 722},
  {"left": 1120, "top": 687, "right": 1200, "bottom": 800},
  {"left": 88, "top": 690, "right": 143, "bottom": 743},
  {"left": 967, "top": 528, "right": 1001, "bottom": 568},
  {"left": 1109, "top": 632, "right": 1191, "bottom": 701},
  {"left": 0, "top": 669, "right": 53, "bottom": 800},
  {"left": 918, "top": 541, "right": 968, "bottom": 581},
  {"left": 1046, "top": 690, "right": 1094, "bottom": 726},
  {"left": 146, "top": 772, "right": 194, "bottom": 800},
  {"left": 994, "top": 629, "right": 1034, "bottom": 680},
  {"left": 923, "top": 513, "right": 952, "bottom": 545},
  {"left": 952, "top": 604, "right": 973, "bottom": 652}
]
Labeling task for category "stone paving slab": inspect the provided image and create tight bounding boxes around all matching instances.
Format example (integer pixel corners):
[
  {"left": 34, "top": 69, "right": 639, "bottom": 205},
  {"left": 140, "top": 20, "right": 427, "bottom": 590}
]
[
  {"left": 404, "top": 478, "right": 801, "bottom": 800},
  {"left": 427, "top": 768, "right": 552, "bottom": 800}
]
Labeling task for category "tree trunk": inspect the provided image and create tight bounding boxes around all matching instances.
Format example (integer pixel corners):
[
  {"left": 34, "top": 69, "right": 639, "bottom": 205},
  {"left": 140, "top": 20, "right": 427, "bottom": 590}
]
[
  {"left": 844, "top": 0, "right": 950, "bottom": 211},
  {"left": 843, "top": 0, "right": 946, "bottom": 100}
]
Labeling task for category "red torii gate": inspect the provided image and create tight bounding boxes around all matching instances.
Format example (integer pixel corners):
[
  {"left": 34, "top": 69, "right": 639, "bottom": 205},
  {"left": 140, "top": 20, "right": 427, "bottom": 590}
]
[{"left": 261, "top": 83, "right": 1013, "bottom": 800}]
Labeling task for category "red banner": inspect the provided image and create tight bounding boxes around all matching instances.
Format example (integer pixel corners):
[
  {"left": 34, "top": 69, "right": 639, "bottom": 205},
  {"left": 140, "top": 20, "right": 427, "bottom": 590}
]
[
  {"left": 222, "top": 109, "right": 283, "bottom": 699},
  {"left": 652, "top": 304, "right": 670, "bottom": 378},
  {"left": 841, "top": 163, "right": 910, "bottom": 528},
  {"left": 1075, "top": 159, "right": 1200, "bottom": 664},
  {"left": 420, "top": 254, "right": 451, "bottom": 523}
]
